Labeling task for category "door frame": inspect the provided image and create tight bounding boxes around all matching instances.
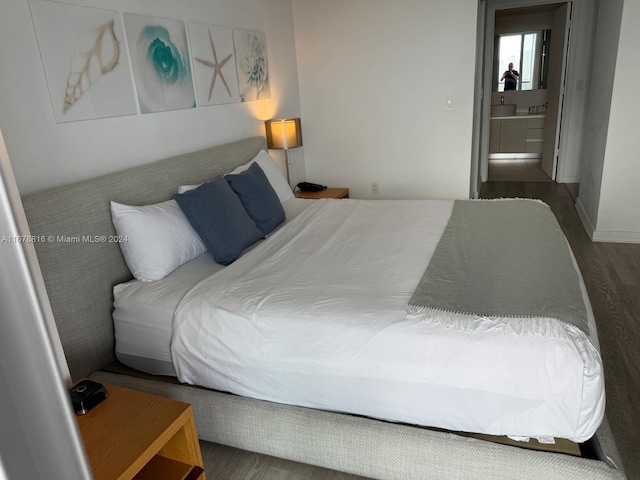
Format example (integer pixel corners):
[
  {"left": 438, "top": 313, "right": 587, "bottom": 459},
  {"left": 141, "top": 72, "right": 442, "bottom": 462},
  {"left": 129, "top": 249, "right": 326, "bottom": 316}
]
[
  {"left": 541, "top": 2, "right": 572, "bottom": 180},
  {"left": 471, "top": 0, "right": 582, "bottom": 195}
]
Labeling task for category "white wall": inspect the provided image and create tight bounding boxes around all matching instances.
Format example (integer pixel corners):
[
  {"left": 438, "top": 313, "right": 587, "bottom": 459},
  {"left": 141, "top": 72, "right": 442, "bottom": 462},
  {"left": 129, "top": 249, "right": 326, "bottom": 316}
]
[
  {"left": 575, "top": 0, "right": 624, "bottom": 238},
  {"left": 292, "top": 0, "right": 478, "bottom": 200},
  {"left": 0, "top": 0, "right": 303, "bottom": 195},
  {"left": 591, "top": 0, "right": 640, "bottom": 242},
  {"left": 556, "top": 0, "right": 596, "bottom": 182}
]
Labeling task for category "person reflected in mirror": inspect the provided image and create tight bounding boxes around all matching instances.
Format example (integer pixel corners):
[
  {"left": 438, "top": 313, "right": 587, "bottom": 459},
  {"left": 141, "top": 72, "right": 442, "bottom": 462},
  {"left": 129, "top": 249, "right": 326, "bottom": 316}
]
[{"left": 500, "top": 63, "right": 519, "bottom": 91}]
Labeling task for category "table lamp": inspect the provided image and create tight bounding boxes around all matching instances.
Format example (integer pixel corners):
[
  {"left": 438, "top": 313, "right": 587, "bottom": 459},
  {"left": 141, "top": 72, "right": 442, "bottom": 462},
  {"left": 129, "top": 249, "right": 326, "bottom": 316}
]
[{"left": 264, "top": 117, "right": 302, "bottom": 184}]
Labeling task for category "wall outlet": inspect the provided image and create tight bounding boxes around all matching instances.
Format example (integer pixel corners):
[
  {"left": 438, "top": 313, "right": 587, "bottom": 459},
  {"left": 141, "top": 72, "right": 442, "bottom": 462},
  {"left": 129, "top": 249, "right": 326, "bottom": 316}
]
[{"left": 371, "top": 181, "right": 379, "bottom": 195}]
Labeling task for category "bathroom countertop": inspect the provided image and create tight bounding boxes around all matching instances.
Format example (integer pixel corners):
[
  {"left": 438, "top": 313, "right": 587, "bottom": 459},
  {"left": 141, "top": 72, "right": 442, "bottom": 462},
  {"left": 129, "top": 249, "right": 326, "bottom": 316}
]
[{"left": 490, "top": 113, "right": 546, "bottom": 120}]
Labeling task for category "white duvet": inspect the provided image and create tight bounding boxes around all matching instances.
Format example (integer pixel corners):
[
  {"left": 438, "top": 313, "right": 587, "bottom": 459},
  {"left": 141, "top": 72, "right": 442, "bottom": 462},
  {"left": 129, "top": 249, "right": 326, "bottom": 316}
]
[{"left": 171, "top": 199, "right": 605, "bottom": 443}]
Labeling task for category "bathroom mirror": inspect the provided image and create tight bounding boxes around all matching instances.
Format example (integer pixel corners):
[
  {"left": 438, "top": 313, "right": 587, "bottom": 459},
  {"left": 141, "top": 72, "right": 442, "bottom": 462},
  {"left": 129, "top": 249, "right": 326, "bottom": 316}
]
[{"left": 493, "top": 29, "right": 551, "bottom": 92}]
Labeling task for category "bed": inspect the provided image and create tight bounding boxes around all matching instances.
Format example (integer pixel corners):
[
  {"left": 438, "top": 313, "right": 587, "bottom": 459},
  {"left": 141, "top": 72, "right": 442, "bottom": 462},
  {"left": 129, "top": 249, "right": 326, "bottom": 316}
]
[{"left": 22, "top": 136, "right": 626, "bottom": 479}]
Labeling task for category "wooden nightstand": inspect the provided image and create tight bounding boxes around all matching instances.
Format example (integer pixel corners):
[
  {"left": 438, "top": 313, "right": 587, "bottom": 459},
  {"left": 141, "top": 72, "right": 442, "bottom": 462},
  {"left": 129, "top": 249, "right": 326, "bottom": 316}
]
[
  {"left": 75, "top": 382, "right": 206, "bottom": 480},
  {"left": 296, "top": 187, "right": 349, "bottom": 199}
]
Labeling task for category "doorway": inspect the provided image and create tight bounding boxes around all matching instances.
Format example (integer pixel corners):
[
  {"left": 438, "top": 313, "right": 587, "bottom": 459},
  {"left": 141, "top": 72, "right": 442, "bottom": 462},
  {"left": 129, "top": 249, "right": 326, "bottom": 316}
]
[
  {"left": 487, "top": 2, "right": 569, "bottom": 183},
  {"left": 470, "top": 0, "right": 595, "bottom": 196}
]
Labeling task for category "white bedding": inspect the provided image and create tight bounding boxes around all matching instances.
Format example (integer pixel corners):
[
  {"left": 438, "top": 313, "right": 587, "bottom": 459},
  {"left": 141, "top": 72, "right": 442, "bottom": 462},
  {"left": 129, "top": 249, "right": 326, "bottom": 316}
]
[
  {"left": 113, "top": 197, "right": 314, "bottom": 375},
  {"left": 168, "top": 198, "right": 604, "bottom": 443}
]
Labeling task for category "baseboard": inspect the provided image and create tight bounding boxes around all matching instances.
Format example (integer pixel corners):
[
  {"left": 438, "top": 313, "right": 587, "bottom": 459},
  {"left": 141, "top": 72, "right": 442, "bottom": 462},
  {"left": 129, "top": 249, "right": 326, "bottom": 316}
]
[
  {"left": 575, "top": 197, "right": 640, "bottom": 243},
  {"left": 557, "top": 175, "right": 579, "bottom": 183},
  {"left": 592, "top": 230, "right": 640, "bottom": 244},
  {"left": 575, "top": 197, "right": 596, "bottom": 240}
]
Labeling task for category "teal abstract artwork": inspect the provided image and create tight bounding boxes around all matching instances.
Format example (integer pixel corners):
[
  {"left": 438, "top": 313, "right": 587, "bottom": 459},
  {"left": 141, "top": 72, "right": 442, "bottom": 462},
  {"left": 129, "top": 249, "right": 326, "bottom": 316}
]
[{"left": 124, "top": 14, "right": 195, "bottom": 113}]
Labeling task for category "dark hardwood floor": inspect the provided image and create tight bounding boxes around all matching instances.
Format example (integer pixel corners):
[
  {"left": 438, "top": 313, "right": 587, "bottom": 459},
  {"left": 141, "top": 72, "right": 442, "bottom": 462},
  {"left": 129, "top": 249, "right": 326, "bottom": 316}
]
[{"left": 199, "top": 181, "right": 639, "bottom": 479}]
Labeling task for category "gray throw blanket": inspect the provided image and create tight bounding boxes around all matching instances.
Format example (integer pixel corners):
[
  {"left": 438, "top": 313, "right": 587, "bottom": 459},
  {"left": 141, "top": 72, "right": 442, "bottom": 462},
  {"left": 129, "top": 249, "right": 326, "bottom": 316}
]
[{"left": 407, "top": 199, "right": 589, "bottom": 336}]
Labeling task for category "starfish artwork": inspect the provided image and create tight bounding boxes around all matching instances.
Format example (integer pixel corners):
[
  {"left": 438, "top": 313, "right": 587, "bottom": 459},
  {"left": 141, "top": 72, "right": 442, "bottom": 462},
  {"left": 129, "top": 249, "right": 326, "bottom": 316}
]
[{"left": 194, "top": 29, "right": 233, "bottom": 101}]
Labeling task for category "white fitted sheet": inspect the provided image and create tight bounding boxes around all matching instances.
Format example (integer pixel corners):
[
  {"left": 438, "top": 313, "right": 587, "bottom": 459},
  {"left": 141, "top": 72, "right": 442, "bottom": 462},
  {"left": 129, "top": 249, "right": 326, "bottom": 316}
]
[
  {"left": 170, "top": 199, "right": 604, "bottom": 443},
  {"left": 113, "top": 253, "right": 221, "bottom": 375},
  {"left": 113, "top": 198, "right": 314, "bottom": 375}
]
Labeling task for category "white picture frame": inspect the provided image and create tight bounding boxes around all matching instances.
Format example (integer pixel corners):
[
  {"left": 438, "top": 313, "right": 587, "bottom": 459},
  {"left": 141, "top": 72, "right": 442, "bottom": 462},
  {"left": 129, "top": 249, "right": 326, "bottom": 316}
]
[
  {"left": 29, "top": 1, "right": 137, "bottom": 123},
  {"left": 188, "top": 23, "right": 239, "bottom": 106},
  {"left": 233, "top": 29, "right": 270, "bottom": 102},
  {"left": 124, "top": 14, "right": 196, "bottom": 114}
]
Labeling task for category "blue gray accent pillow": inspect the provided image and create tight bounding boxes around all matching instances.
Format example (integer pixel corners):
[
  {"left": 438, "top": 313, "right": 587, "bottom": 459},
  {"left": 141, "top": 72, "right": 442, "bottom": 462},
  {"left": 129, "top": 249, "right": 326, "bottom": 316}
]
[
  {"left": 225, "top": 162, "right": 286, "bottom": 236},
  {"left": 174, "top": 176, "right": 264, "bottom": 265}
]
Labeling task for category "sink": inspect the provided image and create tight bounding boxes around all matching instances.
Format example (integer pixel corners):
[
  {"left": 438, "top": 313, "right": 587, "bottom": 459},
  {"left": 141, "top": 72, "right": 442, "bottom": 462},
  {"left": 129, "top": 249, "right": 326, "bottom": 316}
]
[{"left": 491, "top": 104, "right": 516, "bottom": 116}]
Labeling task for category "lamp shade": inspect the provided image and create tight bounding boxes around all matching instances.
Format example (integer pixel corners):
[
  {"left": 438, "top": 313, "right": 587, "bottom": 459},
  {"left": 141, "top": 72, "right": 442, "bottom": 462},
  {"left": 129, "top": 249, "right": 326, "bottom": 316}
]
[{"left": 265, "top": 118, "right": 302, "bottom": 150}]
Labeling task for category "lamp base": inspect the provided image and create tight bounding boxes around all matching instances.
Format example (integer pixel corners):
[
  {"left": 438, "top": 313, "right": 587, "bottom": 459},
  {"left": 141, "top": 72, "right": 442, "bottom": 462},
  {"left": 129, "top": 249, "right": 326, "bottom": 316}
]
[{"left": 284, "top": 148, "right": 291, "bottom": 186}]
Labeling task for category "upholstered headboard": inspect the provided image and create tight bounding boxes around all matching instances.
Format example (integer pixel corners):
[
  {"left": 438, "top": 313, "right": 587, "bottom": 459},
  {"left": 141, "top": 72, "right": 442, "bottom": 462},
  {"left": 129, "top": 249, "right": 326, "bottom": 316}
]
[{"left": 22, "top": 136, "right": 267, "bottom": 381}]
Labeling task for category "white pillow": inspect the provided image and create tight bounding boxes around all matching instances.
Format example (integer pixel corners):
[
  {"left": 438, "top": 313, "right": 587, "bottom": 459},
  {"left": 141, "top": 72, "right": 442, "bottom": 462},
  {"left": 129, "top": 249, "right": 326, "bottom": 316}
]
[
  {"left": 110, "top": 200, "right": 206, "bottom": 282},
  {"left": 177, "top": 185, "right": 199, "bottom": 194},
  {"left": 228, "top": 150, "right": 294, "bottom": 203}
]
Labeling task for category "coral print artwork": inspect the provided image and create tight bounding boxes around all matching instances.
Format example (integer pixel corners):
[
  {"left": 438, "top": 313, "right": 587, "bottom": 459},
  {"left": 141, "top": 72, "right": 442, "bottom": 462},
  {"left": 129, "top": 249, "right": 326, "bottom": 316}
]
[
  {"left": 233, "top": 30, "right": 270, "bottom": 102},
  {"left": 124, "top": 14, "right": 196, "bottom": 113},
  {"left": 30, "top": 1, "right": 137, "bottom": 123}
]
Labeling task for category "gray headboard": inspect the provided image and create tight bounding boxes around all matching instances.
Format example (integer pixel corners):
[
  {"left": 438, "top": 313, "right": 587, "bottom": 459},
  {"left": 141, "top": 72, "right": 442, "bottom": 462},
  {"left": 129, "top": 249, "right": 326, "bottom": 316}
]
[{"left": 22, "top": 136, "right": 267, "bottom": 381}]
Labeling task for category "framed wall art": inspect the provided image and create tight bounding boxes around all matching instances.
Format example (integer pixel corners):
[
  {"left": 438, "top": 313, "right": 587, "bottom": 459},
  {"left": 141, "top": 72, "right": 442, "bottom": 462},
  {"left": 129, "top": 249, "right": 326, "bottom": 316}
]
[
  {"left": 233, "top": 29, "right": 270, "bottom": 102},
  {"left": 123, "top": 14, "right": 196, "bottom": 113},
  {"left": 188, "top": 23, "right": 239, "bottom": 106},
  {"left": 29, "top": 1, "right": 137, "bottom": 123}
]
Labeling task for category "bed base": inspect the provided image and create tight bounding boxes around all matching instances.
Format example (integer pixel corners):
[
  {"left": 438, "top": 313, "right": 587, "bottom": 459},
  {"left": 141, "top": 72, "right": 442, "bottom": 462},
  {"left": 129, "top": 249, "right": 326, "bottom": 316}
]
[
  {"left": 89, "top": 370, "right": 624, "bottom": 480},
  {"left": 21, "top": 136, "right": 626, "bottom": 480}
]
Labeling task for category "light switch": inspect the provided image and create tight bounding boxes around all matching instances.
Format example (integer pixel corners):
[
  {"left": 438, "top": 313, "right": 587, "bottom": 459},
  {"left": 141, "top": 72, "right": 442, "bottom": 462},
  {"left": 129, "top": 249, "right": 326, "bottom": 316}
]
[{"left": 445, "top": 95, "right": 454, "bottom": 110}]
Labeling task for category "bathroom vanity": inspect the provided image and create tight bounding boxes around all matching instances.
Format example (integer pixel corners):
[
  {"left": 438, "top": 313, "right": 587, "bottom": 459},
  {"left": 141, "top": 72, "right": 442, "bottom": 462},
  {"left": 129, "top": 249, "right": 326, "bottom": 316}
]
[{"left": 489, "top": 113, "right": 545, "bottom": 155}]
